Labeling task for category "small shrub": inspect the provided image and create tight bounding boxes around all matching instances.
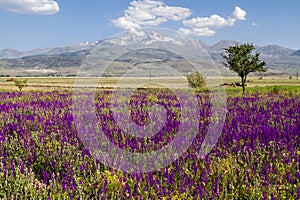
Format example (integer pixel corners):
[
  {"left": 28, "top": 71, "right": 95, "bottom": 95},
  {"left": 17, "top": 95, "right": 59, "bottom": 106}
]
[
  {"left": 6, "top": 78, "right": 15, "bottom": 82},
  {"left": 270, "top": 86, "right": 280, "bottom": 94},
  {"left": 186, "top": 71, "right": 207, "bottom": 91},
  {"left": 14, "top": 79, "right": 28, "bottom": 91}
]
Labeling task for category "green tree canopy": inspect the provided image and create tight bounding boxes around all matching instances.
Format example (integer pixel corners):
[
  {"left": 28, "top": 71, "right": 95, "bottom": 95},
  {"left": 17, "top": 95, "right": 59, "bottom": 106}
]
[
  {"left": 186, "top": 71, "right": 207, "bottom": 91},
  {"left": 222, "top": 43, "right": 267, "bottom": 92}
]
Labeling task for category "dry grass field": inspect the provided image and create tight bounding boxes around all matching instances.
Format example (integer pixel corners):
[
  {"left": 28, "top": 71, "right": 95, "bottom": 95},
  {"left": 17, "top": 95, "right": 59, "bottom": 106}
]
[{"left": 0, "top": 76, "right": 299, "bottom": 92}]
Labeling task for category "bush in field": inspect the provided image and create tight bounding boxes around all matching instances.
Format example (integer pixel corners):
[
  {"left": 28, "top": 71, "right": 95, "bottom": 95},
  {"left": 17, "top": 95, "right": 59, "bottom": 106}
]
[
  {"left": 186, "top": 71, "right": 207, "bottom": 91},
  {"left": 14, "top": 79, "right": 28, "bottom": 91}
]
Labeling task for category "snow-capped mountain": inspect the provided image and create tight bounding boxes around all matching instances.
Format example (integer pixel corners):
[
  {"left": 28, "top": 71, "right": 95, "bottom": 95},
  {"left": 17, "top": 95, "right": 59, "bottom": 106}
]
[
  {"left": 0, "top": 30, "right": 184, "bottom": 59},
  {"left": 104, "top": 30, "right": 183, "bottom": 46},
  {"left": 1, "top": 30, "right": 300, "bottom": 77}
]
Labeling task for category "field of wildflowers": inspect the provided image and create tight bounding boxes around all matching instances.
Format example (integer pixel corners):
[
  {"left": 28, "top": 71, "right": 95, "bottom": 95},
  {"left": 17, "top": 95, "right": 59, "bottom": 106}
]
[{"left": 0, "top": 89, "right": 299, "bottom": 199}]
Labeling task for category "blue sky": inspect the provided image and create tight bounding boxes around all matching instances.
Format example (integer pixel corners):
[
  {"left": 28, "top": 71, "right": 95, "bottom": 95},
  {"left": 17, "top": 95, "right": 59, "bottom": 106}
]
[{"left": 0, "top": 0, "right": 299, "bottom": 50}]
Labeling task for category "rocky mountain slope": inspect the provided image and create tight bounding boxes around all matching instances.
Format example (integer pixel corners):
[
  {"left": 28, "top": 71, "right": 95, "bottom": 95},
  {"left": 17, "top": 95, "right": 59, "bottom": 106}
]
[{"left": 0, "top": 30, "right": 299, "bottom": 77}]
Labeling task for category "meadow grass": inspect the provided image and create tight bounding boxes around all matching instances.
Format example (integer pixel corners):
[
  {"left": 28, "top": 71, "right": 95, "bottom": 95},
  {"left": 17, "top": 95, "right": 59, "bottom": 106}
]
[{"left": 0, "top": 76, "right": 299, "bottom": 92}]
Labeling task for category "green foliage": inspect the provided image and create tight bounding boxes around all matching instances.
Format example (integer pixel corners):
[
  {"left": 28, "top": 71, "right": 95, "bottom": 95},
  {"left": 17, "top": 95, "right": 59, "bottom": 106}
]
[
  {"left": 208, "top": 141, "right": 299, "bottom": 200},
  {"left": 222, "top": 43, "right": 267, "bottom": 92},
  {"left": 0, "top": 159, "right": 49, "bottom": 199},
  {"left": 225, "top": 85, "right": 300, "bottom": 97},
  {"left": 14, "top": 79, "right": 28, "bottom": 91},
  {"left": 186, "top": 71, "right": 207, "bottom": 91}
]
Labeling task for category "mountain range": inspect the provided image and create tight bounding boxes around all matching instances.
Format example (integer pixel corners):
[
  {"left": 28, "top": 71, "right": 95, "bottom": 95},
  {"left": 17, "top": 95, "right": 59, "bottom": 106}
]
[{"left": 0, "top": 30, "right": 299, "bottom": 77}]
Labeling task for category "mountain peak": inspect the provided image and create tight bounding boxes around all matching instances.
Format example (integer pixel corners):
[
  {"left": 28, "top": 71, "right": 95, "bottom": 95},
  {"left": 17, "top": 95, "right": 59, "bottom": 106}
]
[
  {"left": 209, "top": 40, "right": 239, "bottom": 52},
  {"left": 291, "top": 49, "right": 300, "bottom": 56},
  {"left": 104, "top": 30, "right": 183, "bottom": 46},
  {"left": 0, "top": 48, "right": 22, "bottom": 58},
  {"left": 257, "top": 45, "right": 295, "bottom": 56}
]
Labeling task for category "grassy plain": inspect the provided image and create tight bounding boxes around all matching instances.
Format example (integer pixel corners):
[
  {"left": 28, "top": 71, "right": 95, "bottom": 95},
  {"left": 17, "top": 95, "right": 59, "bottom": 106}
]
[{"left": 0, "top": 76, "right": 299, "bottom": 94}]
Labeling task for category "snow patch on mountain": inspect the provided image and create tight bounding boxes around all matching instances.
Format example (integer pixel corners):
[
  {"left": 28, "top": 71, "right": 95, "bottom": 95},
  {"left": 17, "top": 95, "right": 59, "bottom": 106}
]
[{"left": 105, "top": 30, "right": 183, "bottom": 46}]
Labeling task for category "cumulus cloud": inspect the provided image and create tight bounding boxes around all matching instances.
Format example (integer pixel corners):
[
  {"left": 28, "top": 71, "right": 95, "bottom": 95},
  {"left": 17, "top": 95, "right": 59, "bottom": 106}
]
[
  {"left": 178, "top": 27, "right": 215, "bottom": 36},
  {"left": 112, "top": 1, "right": 247, "bottom": 37},
  {"left": 0, "top": 0, "right": 59, "bottom": 15},
  {"left": 112, "top": 0, "right": 192, "bottom": 31},
  {"left": 182, "top": 14, "right": 235, "bottom": 29},
  {"left": 232, "top": 6, "right": 247, "bottom": 20},
  {"left": 179, "top": 6, "right": 247, "bottom": 36}
]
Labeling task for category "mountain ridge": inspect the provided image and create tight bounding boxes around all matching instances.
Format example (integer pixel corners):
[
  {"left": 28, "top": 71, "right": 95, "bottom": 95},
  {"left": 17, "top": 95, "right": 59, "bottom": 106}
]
[
  {"left": 1, "top": 39, "right": 298, "bottom": 59},
  {"left": 1, "top": 38, "right": 298, "bottom": 59},
  {"left": 0, "top": 31, "right": 299, "bottom": 77}
]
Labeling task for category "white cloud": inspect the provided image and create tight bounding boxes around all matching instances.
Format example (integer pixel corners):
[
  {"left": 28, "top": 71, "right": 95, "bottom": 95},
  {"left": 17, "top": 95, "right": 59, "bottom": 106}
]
[
  {"left": 112, "top": 0, "right": 192, "bottom": 31},
  {"left": 111, "top": 16, "right": 142, "bottom": 30},
  {"left": 179, "top": 6, "right": 247, "bottom": 36},
  {"left": 182, "top": 14, "right": 235, "bottom": 29},
  {"left": 251, "top": 22, "right": 261, "bottom": 26},
  {"left": 232, "top": 6, "right": 247, "bottom": 20},
  {"left": 178, "top": 27, "right": 216, "bottom": 36},
  {"left": 152, "top": 5, "right": 192, "bottom": 21},
  {"left": 112, "top": 1, "right": 247, "bottom": 37},
  {"left": 0, "top": 0, "right": 59, "bottom": 15}
]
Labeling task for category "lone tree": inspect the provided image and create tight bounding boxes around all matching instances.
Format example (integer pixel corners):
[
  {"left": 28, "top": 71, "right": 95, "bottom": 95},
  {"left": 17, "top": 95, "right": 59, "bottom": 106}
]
[{"left": 222, "top": 43, "right": 266, "bottom": 93}]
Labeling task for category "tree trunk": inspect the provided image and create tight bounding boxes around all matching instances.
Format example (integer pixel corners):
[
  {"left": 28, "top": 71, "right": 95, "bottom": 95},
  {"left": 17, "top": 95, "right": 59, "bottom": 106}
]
[{"left": 241, "top": 76, "right": 246, "bottom": 93}]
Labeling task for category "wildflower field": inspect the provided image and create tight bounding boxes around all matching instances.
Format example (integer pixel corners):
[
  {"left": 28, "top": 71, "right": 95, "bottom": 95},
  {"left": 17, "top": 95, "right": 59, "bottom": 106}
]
[{"left": 0, "top": 88, "right": 299, "bottom": 199}]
